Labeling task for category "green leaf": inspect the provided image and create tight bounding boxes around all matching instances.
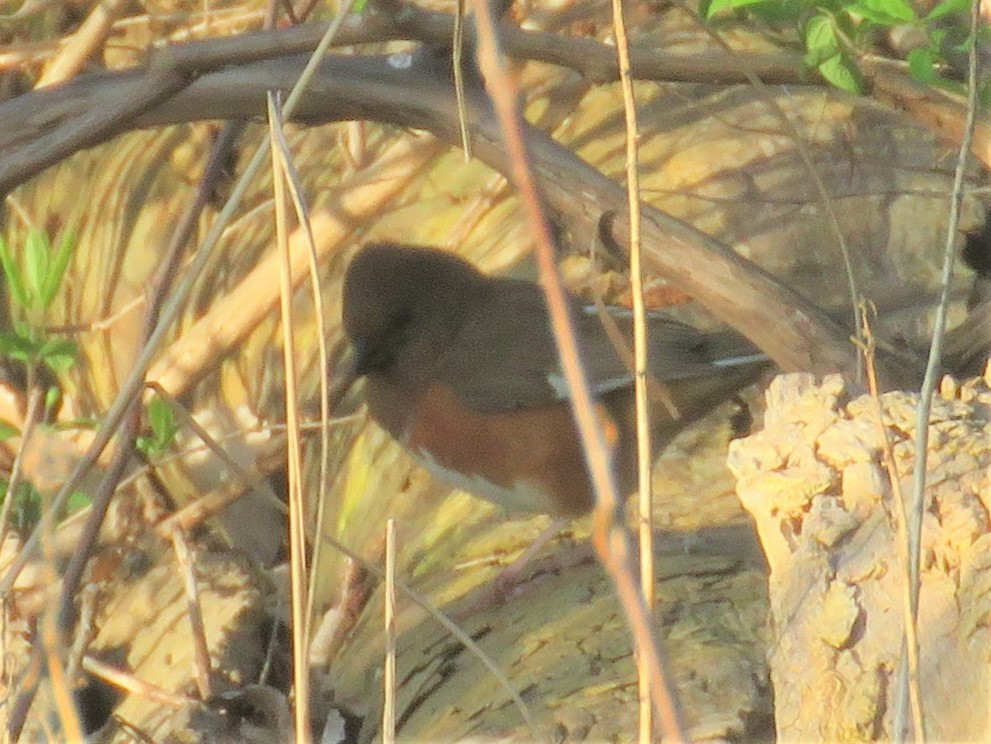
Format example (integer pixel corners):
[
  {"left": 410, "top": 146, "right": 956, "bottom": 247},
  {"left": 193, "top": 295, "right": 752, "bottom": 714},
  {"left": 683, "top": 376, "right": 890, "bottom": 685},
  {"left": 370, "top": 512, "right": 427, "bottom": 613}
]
[
  {"left": 929, "top": 75, "right": 967, "bottom": 95},
  {"left": 40, "top": 230, "right": 75, "bottom": 311},
  {"left": 9, "top": 484, "right": 41, "bottom": 531},
  {"left": 44, "top": 353, "right": 76, "bottom": 374},
  {"left": 705, "top": 0, "right": 764, "bottom": 16},
  {"left": 732, "top": 0, "right": 765, "bottom": 7},
  {"left": 981, "top": 80, "right": 991, "bottom": 109},
  {"left": 0, "top": 420, "right": 19, "bottom": 441},
  {"left": 0, "top": 331, "right": 38, "bottom": 360},
  {"left": 926, "top": 0, "right": 970, "bottom": 22},
  {"left": 702, "top": 0, "right": 723, "bottom": 17},
  {"left": 135, "top": 435, "right": 153, "bottom": 456},
  {"left": 1, "top": 481, "right": 40, "bottom": 530},
  {"left": 950, "top": 34, "right": 976, "bottom": 54},
  {"left": 65, "top": 491, "right": 92, "bottom": 513},
  {"left": 148, "top": 396, "right": 179, "bottom": 445},
  {"left": 907, "top": 48, "right": 937, "bottom": 84},
  {"left": 138, "top": 396, "right": 181, "bottom": 458},
  {"left": 11, "top": 320, "right": 31, "bottom": 339},
  {"left": 703, "top": 0, "right": 808, "bottom": 25},
  {"left": 806, "top": 13, "right": 839, "bottom": 55},
  {"left": 930, "top": 27, "right": 949, "bottom": 52},
  {"left": 149, "top": 396, "right": 169, "bottom": 432},
  {"left": 819, "top": 53, "right": 863, "bottom": 93},
  {"left": 38, "top": 338, "right": 77, "bottom": 373},
  {"left": 850, "top": 0, "right": 917, "bottom": 25},
  {"left": 44, "top": 385, "right": 61, "bottom": 414},
  {"left": 0, "top": 235, "right": 29, "bottom": 308},
  {"left": 755, "top": 2, "right": 808, "bottom": 24},
  {"left": 23, "top": 230, "right": 50, "bottom": 309}
]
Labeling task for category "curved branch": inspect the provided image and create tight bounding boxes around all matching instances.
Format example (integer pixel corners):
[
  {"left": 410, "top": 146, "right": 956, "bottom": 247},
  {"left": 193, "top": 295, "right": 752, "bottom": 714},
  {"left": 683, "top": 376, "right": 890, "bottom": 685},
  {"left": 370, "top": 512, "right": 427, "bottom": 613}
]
[
  {"left": 1, "top": 8, "right": 815, "bottom": 172},
  {"left": 0, "top": 43, "right": 918, "bottom": 386}
]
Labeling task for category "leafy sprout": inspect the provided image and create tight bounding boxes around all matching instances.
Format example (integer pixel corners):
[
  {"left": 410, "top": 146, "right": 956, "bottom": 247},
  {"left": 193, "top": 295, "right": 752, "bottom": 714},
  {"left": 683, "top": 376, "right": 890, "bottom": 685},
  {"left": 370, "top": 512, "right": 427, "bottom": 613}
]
[
  {"left": 703, "top": 0, "right": 978, "bottom": 94},
  {"left": 0, "top": 228, "right": 78, "bottom": 376}
]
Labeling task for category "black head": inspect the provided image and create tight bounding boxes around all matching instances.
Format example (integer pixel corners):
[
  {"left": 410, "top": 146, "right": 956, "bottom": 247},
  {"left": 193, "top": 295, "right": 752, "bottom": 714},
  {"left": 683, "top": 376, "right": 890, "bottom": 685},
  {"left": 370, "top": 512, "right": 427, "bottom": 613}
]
[{"left": 341, "top": 242, "right": 488, "bottom": 381}]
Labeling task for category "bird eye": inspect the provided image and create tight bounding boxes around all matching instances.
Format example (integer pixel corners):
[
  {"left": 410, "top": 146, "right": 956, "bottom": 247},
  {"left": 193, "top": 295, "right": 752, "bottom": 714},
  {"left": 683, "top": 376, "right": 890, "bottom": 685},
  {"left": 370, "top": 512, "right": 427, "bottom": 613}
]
[
  {"left": 355, "top": 309, "right": 413, "bottom": 375},
  {"left": 391, "top": 309, "right": 414, "bottom": 333}
]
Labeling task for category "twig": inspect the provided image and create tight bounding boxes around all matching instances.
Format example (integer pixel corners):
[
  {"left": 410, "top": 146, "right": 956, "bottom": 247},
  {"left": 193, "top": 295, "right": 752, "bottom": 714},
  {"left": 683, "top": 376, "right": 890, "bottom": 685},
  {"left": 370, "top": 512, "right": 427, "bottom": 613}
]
[
  {"left": 146, "top": 135, "right": 444, "bottom": 399},
  {"left": 9, "top": 5, "right": 988, "bottom": 180},
  {"left": 453, "top": 0, "right": 472, "bottom": 160},
  {"left": 155, "top": 471, "right": 282, "bottom": 539},
  {"left": 685, "top": 4, "right": 865, "bottom": 381},
  {"left": 0, "top": 0, "right": 358, "bottom": 600},
  {"left": 857, "top": 306, "right": 923, "bottom": 738},
  {"left": 64, "top": 584, "right": 98, "bottom": 685},
  {"left": 469, "top": 0, "right": 685, "bottom": 739},
  {"left": 897, "top": 3, "right": 982, "bottom": 741},
  {"left": 36, "top": 0, "right": 130, "bottom": 87},
  {"left": 51, "top": 123, "right": 247, "bottom": 646},
  {"left": 144, "top": 382, "right": 285, "bottom": 512},
  {"left": 43, "top": 606, "right": 85, "bottom": 743},
  {"left": 0, "top": 12, "right": 814, "bottom": 192},
  {"left": 5, "top": 643, "right": 43, "bottom": 742},
  {"left": 47, "top": 293, "right": 147, "bottom": 334},
  {"left": 606, "top": 0, "right": 658, "bottom": 740},
  {"left": 2, "top": 12, "right": 358, "bottom": 737},
  {"left": 81, "top": 656, "right": 190, "bottom": 708},
  {"left": 312, "top": 528, "right": 541, "bottom": 737},
  {"left": 53, "top": 408, "right": 139, "bottom": 633},
  {"left": 0, "top": 40, "right": 909, "bottom": 384},
  {"left": 0, "top": 390, "right": 42, "bottom": 549},
  {"left": 382, "top": 519, "right": 396, "bottom": 744},
  {"left": 267, "top": 91, "right": 311, "bottom": 744},
  {"left": 1, "top": 57, "right": 189, "bottom": 197},
  {"left": 864, "top": 56, "right": 991, "bottom": 170},
  {"left": 39, "top": 529, "right": 84, "bottom": 741},
  {"left": 169, "top": 525, "right": 212, "bottom": 700}
]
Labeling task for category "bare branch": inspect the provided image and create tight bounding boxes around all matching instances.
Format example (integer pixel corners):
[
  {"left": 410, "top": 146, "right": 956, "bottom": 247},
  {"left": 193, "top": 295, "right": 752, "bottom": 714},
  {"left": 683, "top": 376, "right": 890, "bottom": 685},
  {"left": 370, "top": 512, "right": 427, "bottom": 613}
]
[{"left": 0, "top": 23, "right": 925, "bottom": 388}]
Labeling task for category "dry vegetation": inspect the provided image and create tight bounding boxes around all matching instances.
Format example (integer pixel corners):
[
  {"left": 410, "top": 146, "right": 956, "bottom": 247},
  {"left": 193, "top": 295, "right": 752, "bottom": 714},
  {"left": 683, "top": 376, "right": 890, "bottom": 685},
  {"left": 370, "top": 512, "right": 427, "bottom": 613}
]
[{"left": 0, "top": 0, "right": 988, "bottom": 741}]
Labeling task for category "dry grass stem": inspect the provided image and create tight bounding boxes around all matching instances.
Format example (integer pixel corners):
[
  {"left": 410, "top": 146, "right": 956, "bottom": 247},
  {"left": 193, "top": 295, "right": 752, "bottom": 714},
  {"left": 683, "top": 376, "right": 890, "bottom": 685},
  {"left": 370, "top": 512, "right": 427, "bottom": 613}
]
[
  {"left": 64, "top": 584, "right": 98, "bottom": 686},
  {"left": 36, "top": 0, "right": 130, "bottom": 87},
  {"left": 0, "top": 4, "right": 359, "bottom": 597},
  {"left": 310, "top": 529, "right": 541, "bottom": 737},
  {"left": 147, "top": 136, "right": 444, "bottom": 399},
  {"left": 382, "top": 519, "right": 397, "bottom": 744},
  {"left": 268, "top": 92, "right": 311, "bottom": 744},
  {"left": 0, "top": 391, "right": 42, "bottom": 550},
  {"left": 453, "top": 0, "right": 472, "bottom": 161},
  {"left": 81, "top": 656, "right": 189, "bottom": 708},
  {"left": 470, "top": 0, "right": 685, "bottom": 738},
  {"left": 858, "top": 308, "right": 924, "bottom": 737},
  {"left": 605, "top": 0, "right": 656, "bottom": 739},
  {"left": 169, "top": 526, "right": 212, "bottom": 700},
  {"left": 899, "top": 3, "right": 983, "bottom": 739},
  {"left": 42, "top": 600, "right": 83, "bottom": 741}
]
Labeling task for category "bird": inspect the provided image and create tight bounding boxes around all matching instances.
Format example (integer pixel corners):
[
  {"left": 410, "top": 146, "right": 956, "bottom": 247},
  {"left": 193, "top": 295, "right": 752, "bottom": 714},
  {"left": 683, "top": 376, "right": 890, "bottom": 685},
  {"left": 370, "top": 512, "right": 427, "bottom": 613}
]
[{"left": 338, "top": 241, "right": 769, "bottom": 517}]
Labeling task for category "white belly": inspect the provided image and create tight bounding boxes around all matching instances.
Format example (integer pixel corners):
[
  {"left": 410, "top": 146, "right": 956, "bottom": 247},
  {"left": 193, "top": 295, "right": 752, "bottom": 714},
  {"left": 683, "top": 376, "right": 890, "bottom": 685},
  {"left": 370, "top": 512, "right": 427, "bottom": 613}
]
[{"left": 412, "top": 448, "right": 558, "bottom": 514}]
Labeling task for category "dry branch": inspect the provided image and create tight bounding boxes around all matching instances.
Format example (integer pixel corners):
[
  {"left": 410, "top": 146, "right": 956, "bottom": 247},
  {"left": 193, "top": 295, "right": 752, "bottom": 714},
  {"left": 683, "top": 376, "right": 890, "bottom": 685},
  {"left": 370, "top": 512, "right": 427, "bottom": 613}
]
[{"left": 1, "top": 46, "right": 925, "bottom": 390}]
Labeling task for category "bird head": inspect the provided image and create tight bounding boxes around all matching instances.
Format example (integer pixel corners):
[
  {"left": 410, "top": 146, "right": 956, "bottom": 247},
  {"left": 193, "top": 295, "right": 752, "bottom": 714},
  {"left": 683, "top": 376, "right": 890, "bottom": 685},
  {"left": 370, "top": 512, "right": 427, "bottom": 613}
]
[{"left": 341, "top": 242, "right": 487, "bottom": 381}]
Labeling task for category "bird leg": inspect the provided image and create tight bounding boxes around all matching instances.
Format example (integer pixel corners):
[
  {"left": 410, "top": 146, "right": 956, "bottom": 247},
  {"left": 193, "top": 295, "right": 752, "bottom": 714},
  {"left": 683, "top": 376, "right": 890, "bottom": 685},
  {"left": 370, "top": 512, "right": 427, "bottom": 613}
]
[{"left": 454, "top": 517, "right": 576, "bottom": 618}]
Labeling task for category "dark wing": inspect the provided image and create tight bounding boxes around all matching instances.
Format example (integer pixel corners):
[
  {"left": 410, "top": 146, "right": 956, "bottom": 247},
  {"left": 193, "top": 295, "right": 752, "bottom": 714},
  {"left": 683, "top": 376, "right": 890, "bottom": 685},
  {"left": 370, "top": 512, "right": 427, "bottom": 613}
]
[
  {"left": 436, "top": 279, "right": 575, "bottom": 412},
  {"left": 574, "top": 305, "right": 765, "bottom": 387},
  {"left": 438, "top": 278, "right": 763, "bottom": 413}
]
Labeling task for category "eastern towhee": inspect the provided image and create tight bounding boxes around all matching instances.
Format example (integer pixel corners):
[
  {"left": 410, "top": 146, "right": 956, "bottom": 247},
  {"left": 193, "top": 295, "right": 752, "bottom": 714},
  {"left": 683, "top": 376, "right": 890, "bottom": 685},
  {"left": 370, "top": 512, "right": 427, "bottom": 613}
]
[{"left": 337, "top": 242, "right": 768, "bottom": 517}]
